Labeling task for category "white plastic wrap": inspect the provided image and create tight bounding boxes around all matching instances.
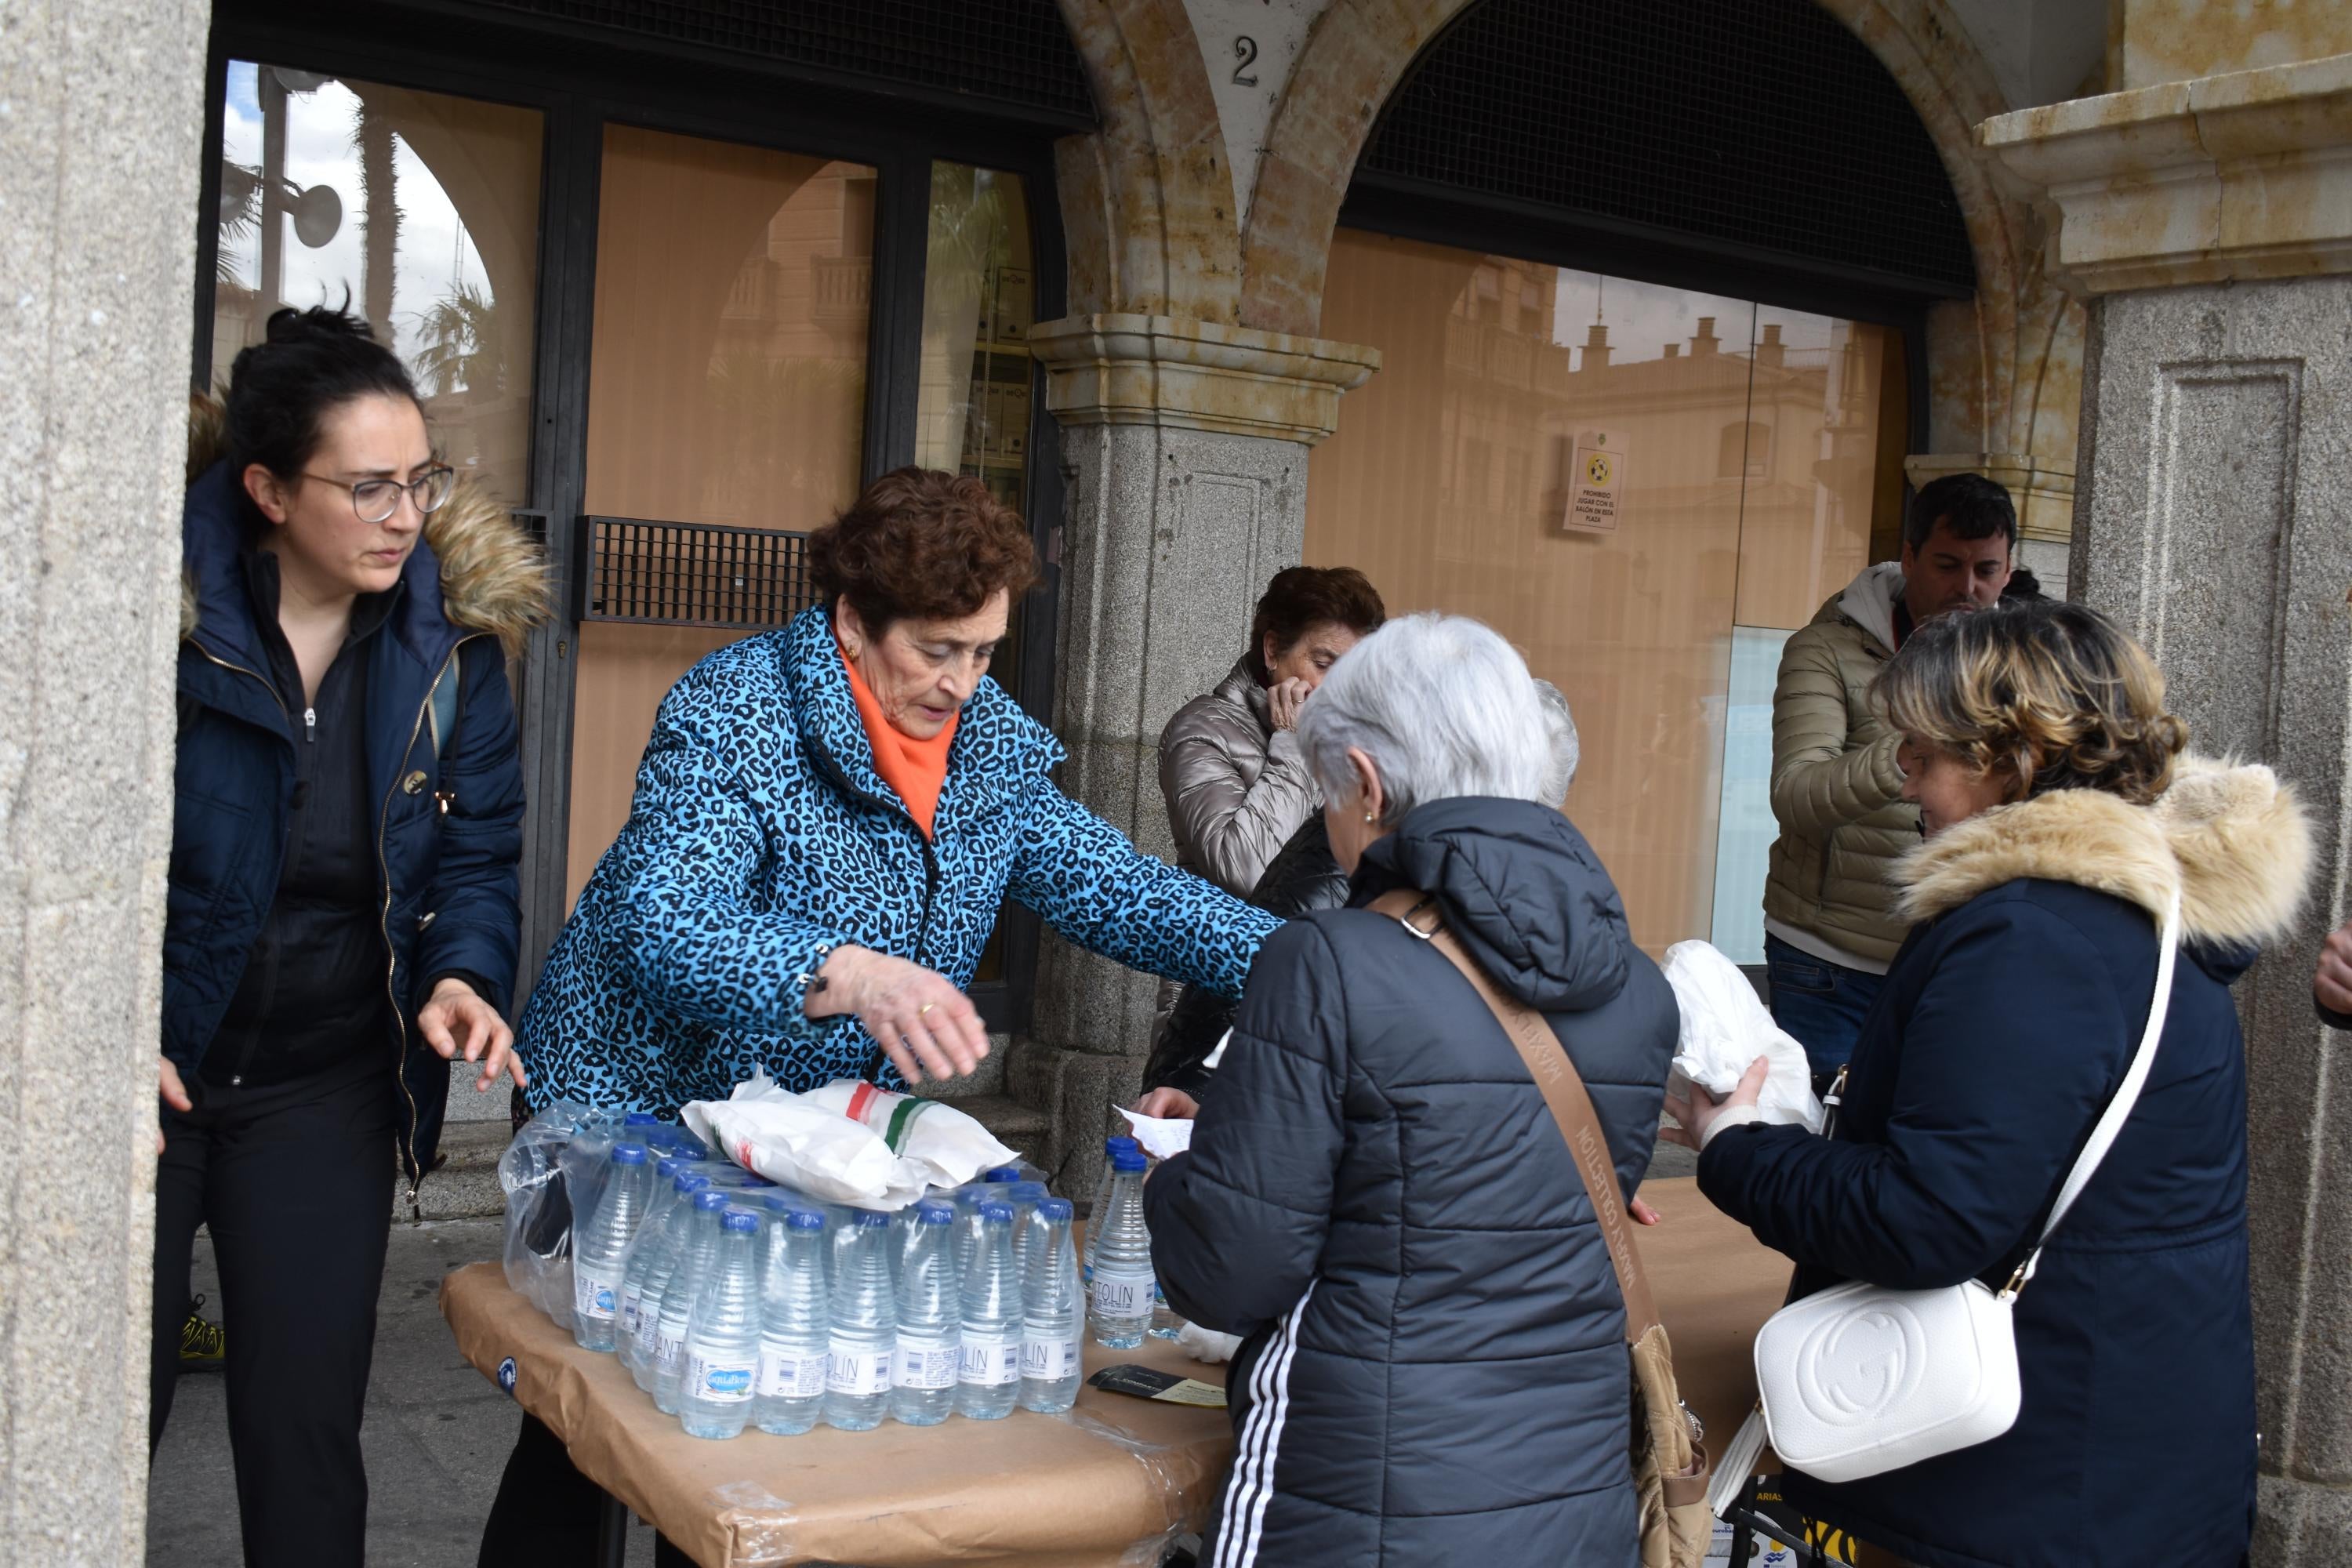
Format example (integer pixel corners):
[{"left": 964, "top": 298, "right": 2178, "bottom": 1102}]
[
  {"left": 681, "top": 1073, "right": 1016, "bottom": 1210},
  {"left": 1661, "top": 939, "right": 1824, "bottom": 1134}
]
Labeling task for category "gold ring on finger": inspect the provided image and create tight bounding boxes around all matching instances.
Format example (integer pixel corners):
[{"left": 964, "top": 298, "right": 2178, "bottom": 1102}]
[{"left": 918, "top": 1003, "right": 936, "bottom": 1017}]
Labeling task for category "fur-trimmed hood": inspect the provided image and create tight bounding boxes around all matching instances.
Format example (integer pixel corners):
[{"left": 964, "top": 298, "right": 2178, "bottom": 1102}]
[
  {"left": 1896, "top": 754, "right": 2314, "bottom": 953},
  {"left": 180, "top": 391, "right": 549, "bottom": 656}
]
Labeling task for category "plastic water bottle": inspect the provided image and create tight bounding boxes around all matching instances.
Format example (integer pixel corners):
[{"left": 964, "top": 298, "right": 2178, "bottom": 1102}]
[
  {"left": 1083, "top": 1137, "right": 1140, "bottom": 1281},
  {"left": 1149, "top": 1283, "right": 1185, "bottom": 1341},
  {"left": 949, "top": 1182, "right": 993, "bottom": 1283},
  {"left": 1003, "top": 1181, "right": 1049, "bottom": 1286},
  {"left": 754, "top": 1203, "right": 830, "bottom": 1436},
  {"left": 572, "top": 1142, "right": 654, "bottom": 1352},
  {"left": 622, "top": 1171, "right": 711, "bottom": 1381},
  {"left": 824, "top": 1210, "right": 897, "bottom": 1432},
  {"left": 1088, "top": 1148, "right": 1155, "bottom": 1349},
  {"left": 1019, "top": 1197, "right": 1083, "bottom": 1414},
  {"left": 958, "top": 1202, "right": 1023, "bottom": 1420},
  {"left": 655, "top": 1190, "right": 731, "bottom": 1414},
  {"left": 679, "top": 1208, "right": 763, "bottom": 1439},
  {"left": 891, "top": 1201, "right": 962, "bottom": 1426}
]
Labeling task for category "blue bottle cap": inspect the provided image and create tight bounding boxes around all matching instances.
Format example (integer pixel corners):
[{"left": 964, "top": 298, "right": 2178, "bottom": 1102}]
[
  {"left": 979, "top": 1201, "right": 1014, "bottom": 1223},
  {"left": 984, "top": 1166, "right": 1022, "bottom": 1183},
  {"left": 851, "top": 1208, "right": 892, "bottom": 1228},
  {"left": 655, "top": 1156, "right": 686, "bottom": 1178},
  {"left": 1111, "top": 1149, "right": 1149, "bottom": 1174},
  {"left": 693, "top": 1189, "right": 731, "bottom": 1211},
  {"left": 611, "top": 1142, "right": 648, "bottom": 1164},
  {"left": 673, "top": 1138, "right": 711, "bottom": 1162},
  {"left": 624, "top": 1111, "right": 662, "bottom": 1127},
  {"left": 1007, "top": 1181, "right": 1048, "bottom": 1201},
  {"left": 675, "top": 1173, "right": 711, "bottom": 1194},
  {"left": 1037, "top": 1197, "right": 1074, "bottom": 1221},
  {"left": 720, "top": 1208, "right": 759, "bottom": 1233},
  {"left": 786, "top": 1207, "right": 826, "bottom": 1232},
  {"left": 737, "top": 1174, "right": 775, "bottom": 1189},
  {"left": 915, "top": 1200, "right": 956, "bottom": 1225},
  {"left": 1107, "top": 1135, "right": 1139, "bottom": 1155}
]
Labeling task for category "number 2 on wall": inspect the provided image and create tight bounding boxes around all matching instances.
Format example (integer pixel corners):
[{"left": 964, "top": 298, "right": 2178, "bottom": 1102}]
[{"left": 1233, "top": 35, "right": 1259, "bottom": 87}]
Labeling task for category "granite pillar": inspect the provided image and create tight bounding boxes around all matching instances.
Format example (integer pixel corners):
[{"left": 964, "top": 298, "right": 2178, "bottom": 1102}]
[
  {"left": 1986, "top": 53, "right": 2352, "bottom": 1563},
  {"left": 1014, "top": 314, "right": 1376, "bottom": 1191},
  {"left": 0, "top": 0, "right": 212, "bottom": 1561}
]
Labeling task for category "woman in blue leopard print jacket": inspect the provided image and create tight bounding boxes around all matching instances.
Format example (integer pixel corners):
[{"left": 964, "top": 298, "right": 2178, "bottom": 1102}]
[
  {"left": 483, "top": 470, "right": 1282, "bottom": 1564},
  {"left": 513, "top": 468, "right": 1281, "bottom": 1115}
]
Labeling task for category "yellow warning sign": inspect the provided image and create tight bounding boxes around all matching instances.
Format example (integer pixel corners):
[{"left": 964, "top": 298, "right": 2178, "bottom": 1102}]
[{"left": 1563, "top": 429, "right": 1628, "bottom": 534}]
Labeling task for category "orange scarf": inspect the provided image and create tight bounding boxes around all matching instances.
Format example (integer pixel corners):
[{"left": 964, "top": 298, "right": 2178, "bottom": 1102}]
[{"left": 840, "top": 644, "right": 958, "bottom": 839}]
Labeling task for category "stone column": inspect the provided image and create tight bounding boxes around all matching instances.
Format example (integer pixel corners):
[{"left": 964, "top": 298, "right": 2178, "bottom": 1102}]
[
  {"left": 1012, "top": 314, "right": 1377, "bottom": 1189},
  {"left": 1985, "top": 53, "right": 2352, "bottom": 1563},
  {"left": 0, "top": 1, "right": 210, "bottom": 1563}
]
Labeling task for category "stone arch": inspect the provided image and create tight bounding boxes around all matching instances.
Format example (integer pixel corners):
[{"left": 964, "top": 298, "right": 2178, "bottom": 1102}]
[
  {"left": 1051, "top": 0, "right": 1243, "bottom": 321},
  {"left": 1238, "top": 0, "right": 2084, "bottom": 469}
]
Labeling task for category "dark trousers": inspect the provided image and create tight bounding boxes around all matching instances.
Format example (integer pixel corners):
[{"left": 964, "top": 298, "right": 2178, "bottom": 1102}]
[
  {"left": 152, "top": 1054, "right": 396, "bottom": 1568},
  {"left": 1762, "top": 935, "right": 1888, "bottom": 1087},
  {"left": 480, "top": 1413, "right": 695, "bottom": 1566}
]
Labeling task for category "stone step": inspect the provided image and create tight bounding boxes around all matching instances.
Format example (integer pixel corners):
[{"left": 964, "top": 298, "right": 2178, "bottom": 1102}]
[{"left": 400, "top": 1120, "right": 511, "bottom": 1222}]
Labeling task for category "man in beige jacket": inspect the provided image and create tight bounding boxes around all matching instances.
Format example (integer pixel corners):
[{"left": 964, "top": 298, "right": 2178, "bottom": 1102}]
[{"left": 1762, "top": 473, "right": 2016, "bottom": 1082}]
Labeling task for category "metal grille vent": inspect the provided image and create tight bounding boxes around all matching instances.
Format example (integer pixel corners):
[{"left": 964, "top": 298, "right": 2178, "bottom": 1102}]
[
  {"left": 1359, "top": 0, "right": 1974, "bottom": 294},
  {"left": 579, "top": 517, "right": 816, "bottom": 628},
  {"left": 471, "top": 0, "right": 1094, "bottom": 123}
]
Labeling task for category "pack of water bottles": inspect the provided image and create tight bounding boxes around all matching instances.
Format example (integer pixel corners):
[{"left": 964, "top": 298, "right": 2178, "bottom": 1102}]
[{"left": 535, "top": 1112, "right": 1190, "bottom": 1443}]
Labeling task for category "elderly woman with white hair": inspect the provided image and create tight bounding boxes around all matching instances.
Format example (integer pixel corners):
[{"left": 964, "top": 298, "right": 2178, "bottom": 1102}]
[{"left": 1145, "top": 614, "right": 1676, "bottom": 1568}]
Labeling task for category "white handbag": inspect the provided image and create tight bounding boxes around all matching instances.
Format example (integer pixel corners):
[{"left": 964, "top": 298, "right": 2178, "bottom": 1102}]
[{"left": 1713, "top": 891, "right": 2181, "bottom": 1501}]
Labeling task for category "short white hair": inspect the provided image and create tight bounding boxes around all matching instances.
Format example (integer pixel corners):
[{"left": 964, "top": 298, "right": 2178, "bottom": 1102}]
[
  {"left": 1297, "top": 613, "right": 1549, "bottom": 824},
  {"left": 1533, "top": 679, "right": 1581, "bottom": 804}
]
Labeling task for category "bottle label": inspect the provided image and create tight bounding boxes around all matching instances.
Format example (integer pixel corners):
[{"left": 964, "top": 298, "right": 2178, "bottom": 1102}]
[
  {"left": 619, "top": 1284, "right": 644, "bottom": 1338},
  {"left": 1091, "top": 1273, "right": 1153, "bottom": 1318},
  {"left": 893, "top": 1336, "right": 960, "bottom": 1391},
  {"left": 685, "top": 1342, "right": 754, "bottom": 1403},
  {"left": 633, "top": 1306, "right": 660, "bottom": 1362},
  {"left": 654, "top": 1327, "right": 685, "bottom": 1380},
  {"left": 960, "top": 1334, "right": 1022, "bottom": 1387},
  {"left": 757, "top": 1345, "right": 827, "bottom": 1400},
  {"left": 828, "top": 1344, "right": 891, "bottom": 1397},
  {"left": 573, "top": 1265, "right": 618, "bottom": 1322},
  {"left": 1022, "top": 1335, "right": 1082, "bottom": 1381}
]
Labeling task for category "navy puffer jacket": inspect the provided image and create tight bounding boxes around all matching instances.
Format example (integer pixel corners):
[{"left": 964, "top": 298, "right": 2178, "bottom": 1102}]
[
  {"left": 1701, "top": 757, "right": 2310, "bottom": 1568},
  {"left": 1145, "top": 797, "right": 1677, "bottom": 1568},
  {"left": 172, "top": 459, "right": 544, "bottom": 1192}
]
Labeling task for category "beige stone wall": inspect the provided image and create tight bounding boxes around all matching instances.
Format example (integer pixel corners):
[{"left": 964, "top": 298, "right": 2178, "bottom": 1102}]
[{"left": 2116, "top": 0, "right": 2352, "bottom": 89}]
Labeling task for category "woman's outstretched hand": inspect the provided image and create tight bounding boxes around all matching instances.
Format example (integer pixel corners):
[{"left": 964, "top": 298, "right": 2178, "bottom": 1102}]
[
  {"left": 808, "top": 946, "right": 989, "bottom": 1085},
  {"left": 1133, "top": 1087, "right": 1200, "bottom": 1120},
  {"left": 419, "top": 978, "right": 526, "bottom": 1092},
  {"left": 1660, "top": 1055, "right": 1769, "bottom": 1152}
]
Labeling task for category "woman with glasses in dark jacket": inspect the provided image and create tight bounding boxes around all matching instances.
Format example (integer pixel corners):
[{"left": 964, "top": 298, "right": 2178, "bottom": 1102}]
[{"left": 163, "top": 307, "right": 543, "bottom": 1566}]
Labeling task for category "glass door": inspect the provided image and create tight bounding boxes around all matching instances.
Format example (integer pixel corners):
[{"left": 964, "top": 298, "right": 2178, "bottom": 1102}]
[
  {"left": 564, "top": 125, "right": 877, "bottom": 907},
  {"left": 207, "top": 62, "right": 543, "bottom": 512}
]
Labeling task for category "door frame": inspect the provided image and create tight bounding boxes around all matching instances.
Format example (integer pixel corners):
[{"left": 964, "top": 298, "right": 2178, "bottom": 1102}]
[{"left": 196, "top": 1, "right": 1074, "bottom": 1031}]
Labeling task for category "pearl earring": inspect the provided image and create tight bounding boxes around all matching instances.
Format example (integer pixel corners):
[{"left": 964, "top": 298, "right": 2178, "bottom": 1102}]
[{"left": 1363, "top": 811, "right": 1376, "bottom": 824}]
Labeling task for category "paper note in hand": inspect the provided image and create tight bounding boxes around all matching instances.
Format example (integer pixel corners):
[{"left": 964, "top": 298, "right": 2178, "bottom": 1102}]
[{"left": 1115, "top": 1105, "right": 1194, "bottom": 1160}]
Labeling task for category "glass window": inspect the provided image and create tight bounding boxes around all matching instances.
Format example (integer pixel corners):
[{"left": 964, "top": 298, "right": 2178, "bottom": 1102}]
[
  {"left": 1306, "top": 229, "right": 1905, "bottom": 956},
  {"left": 564, "top": 128, "right": 877, "bottom": 907},
  {"left": 210, "top": 62, "right": 543, "bottom": 510},
  {"left": 916, "top": 160, "right": 1037, "bottom": 984}
]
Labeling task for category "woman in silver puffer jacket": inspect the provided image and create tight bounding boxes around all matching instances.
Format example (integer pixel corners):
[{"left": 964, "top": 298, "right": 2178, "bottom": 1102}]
[{"left": 1156, "top": 566, "right": 1386, "bottom": 896}]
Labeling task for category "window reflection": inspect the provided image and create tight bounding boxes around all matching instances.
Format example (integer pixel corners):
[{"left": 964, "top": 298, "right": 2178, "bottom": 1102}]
[
  {"left": 212, "top": 62, "right": 543, "bottom": 510},
  {"left": 917, "top": 161, "right": 1036, "bottom": 985},
  {"left": 1306, "top": 230, "right": 1904, "bottom": 954}
]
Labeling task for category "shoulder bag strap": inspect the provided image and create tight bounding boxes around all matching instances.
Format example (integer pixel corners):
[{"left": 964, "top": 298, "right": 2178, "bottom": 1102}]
[
  {"left": 2005, "top": 887, "right": 2183, "bottom": 1298},
  {"left": 1370, "top": 888, "right": 1661, "bottom": 1341}
]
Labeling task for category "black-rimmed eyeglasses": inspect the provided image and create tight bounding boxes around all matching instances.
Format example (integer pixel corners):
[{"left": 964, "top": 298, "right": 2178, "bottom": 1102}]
[{"left": 301, "top": 465, "right": 456, "bottom": 524}]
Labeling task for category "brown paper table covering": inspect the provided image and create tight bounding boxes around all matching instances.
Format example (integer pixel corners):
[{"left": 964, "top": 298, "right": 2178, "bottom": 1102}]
[{"left": 442, "top": 1176, "right": 1785, "bottom": 1567}]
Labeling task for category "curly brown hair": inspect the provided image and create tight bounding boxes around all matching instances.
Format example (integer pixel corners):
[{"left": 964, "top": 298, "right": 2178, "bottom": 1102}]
[
  {"left": 1873, "top": 599, "right": 2188, "bottom": 806},
  {"left": 808, "top": 467, "right": 1040, "bottom": 637}
]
